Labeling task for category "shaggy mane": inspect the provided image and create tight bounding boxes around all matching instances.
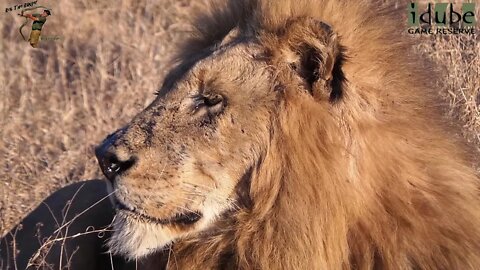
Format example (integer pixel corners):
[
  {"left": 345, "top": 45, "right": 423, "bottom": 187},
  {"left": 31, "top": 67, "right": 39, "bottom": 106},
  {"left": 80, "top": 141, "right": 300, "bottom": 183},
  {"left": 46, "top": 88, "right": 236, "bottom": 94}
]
[{"left": 157, "top": 0, "right": 480, "bottom": 269}]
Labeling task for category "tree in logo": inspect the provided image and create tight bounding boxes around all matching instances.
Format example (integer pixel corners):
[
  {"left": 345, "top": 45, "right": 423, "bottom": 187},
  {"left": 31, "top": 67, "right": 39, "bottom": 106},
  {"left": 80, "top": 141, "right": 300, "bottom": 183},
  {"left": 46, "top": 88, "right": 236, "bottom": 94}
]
[{"left": 17, "top": 7, "right": 52, "bottom": 48}]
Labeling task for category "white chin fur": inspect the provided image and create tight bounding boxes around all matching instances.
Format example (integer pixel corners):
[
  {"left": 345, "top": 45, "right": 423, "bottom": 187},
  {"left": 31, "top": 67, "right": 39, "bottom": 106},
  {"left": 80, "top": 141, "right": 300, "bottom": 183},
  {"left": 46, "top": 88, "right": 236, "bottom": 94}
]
[
  {"left": 107, "top": 195, "right": 230, "bottom": 259},
  {"left": 107, "top": 212, "right": 177, "bottom": 259}
]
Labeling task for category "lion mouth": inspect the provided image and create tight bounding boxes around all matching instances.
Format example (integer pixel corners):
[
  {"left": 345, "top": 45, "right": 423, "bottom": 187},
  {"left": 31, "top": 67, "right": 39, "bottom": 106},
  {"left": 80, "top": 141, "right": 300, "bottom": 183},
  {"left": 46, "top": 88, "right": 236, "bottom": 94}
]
[{"left": 115, "top": 201, "right": 202, "bottom": 226}]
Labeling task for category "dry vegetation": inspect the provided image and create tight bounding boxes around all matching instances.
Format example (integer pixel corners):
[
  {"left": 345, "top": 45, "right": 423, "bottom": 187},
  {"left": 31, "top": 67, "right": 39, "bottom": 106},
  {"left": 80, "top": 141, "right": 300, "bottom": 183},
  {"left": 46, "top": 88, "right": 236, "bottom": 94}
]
[
  {"left": 0, "top": 0, "right": 478, "bottom": 241},
  {"left": 0, "top": 0, "right": 196, "bottom": 235},
  {"left": 418, "top": 33, "right": 479, "bottom": 151}
]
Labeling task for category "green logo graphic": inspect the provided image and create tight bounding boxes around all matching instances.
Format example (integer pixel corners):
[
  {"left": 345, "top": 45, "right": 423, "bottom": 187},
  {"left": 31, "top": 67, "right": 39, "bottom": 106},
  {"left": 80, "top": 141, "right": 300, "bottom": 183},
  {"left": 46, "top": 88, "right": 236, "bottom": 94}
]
[
  {"left": 18, "top": 6, "right": 52, "bottom": 47},
  {"left": 407, "top": 2, "right": 476, "bottom": 35},
  {"left": 5, "top": 1, "right": 62, "bottom": 47}
]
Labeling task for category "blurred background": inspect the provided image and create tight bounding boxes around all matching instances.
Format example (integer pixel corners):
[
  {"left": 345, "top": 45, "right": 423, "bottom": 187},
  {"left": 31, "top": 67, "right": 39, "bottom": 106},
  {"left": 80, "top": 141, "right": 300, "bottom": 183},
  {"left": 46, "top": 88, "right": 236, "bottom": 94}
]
[{"left": 0, "top": 0, "right": 478, "bottom": 235}]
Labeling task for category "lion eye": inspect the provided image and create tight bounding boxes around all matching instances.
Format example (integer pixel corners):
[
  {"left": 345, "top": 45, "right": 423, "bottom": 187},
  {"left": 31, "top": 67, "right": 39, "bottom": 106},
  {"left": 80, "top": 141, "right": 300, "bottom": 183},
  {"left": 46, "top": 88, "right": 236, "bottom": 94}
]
[
  {"left": 204, "top": 94, "right": 223, "bottom": 107},
  {"left": 193, "top": 93, "right": 225, "bottom": 117}
]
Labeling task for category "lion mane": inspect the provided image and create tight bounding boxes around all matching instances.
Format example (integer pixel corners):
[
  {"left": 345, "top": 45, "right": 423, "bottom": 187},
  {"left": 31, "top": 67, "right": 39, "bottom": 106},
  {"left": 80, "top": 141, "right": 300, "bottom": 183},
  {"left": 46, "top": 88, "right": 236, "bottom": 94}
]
[{"left": 146, "top": 0, "right": 480, "bottom": 269}]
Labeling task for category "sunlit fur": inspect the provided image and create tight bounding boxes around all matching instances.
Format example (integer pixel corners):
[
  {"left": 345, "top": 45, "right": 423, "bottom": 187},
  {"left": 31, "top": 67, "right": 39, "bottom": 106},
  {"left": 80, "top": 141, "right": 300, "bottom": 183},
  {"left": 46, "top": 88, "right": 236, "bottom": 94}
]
[{"left": 106, "top": 0, "right": 480, "bottom": 269}]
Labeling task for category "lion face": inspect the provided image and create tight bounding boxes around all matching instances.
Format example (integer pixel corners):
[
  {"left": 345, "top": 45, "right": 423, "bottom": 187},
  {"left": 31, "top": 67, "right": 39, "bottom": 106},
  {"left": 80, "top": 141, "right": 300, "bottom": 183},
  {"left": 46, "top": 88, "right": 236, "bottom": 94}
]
[
  {"left": 97, "top": 38, "right": 279, "bottom": 258},
  {"left": 96, "top": 19, "right": 342, "bottom": 258}
]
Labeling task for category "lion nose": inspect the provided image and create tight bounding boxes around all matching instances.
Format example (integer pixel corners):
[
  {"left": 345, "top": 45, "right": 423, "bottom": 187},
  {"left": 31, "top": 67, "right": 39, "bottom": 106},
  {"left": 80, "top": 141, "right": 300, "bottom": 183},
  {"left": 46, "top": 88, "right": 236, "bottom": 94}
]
[{"left": 95, "top": 133, "right": 135, "bottom": 182}]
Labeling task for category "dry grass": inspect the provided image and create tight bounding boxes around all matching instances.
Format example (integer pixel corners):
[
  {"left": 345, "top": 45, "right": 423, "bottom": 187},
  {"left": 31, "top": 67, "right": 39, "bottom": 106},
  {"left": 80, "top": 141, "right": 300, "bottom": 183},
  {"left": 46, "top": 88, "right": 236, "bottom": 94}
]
[
  {"left": 0, "top": 0, "right": 478, "bottom": 243},
  {"left": 0, "top": 0, "right": 198, "bottom": 235},
  {"left": 417, "top": 33, "right": 480, "bottom": 151}
]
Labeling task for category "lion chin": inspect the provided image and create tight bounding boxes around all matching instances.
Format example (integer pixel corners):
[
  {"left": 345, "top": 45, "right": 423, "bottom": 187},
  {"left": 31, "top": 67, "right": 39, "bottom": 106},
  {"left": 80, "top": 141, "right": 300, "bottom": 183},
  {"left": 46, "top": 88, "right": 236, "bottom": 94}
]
[
  {"left": 107, "top": 199, "right": 230, "bottom": 259},
  {"left": 107, "top": 212, "right": 175, "bottom": 258}
]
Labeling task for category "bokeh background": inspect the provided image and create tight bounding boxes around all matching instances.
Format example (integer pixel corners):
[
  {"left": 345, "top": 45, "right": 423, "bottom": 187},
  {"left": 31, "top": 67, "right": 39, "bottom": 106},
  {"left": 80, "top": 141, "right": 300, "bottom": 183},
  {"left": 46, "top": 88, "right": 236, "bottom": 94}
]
[{"left": 0, "top": 0, "right": 479, "bottom": 235}]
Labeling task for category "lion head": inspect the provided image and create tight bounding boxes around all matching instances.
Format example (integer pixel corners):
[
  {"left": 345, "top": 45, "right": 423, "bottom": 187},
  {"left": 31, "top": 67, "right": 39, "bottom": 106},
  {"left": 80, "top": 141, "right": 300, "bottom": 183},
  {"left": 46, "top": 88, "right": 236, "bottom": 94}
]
[
  {"left": 95, "top": 15, "right": 344, "bottom": 258},
  {"left": 96, "top": 0, "right": 480, "bottom": 268}
]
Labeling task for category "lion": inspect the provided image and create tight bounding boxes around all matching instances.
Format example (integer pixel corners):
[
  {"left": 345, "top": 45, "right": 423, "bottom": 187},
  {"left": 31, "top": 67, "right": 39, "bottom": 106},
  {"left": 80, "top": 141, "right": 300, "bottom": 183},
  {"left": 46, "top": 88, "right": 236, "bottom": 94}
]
[{"left": 77, "top": 0, "right": 480, "bottom": 269}]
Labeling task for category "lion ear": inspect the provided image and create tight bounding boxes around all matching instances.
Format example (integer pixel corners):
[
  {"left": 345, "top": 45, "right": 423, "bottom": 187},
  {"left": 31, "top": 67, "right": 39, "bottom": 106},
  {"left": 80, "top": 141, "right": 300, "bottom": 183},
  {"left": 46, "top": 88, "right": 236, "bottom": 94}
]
[{"left": 281, "top": 18, "right": 345, "bottom": 102}]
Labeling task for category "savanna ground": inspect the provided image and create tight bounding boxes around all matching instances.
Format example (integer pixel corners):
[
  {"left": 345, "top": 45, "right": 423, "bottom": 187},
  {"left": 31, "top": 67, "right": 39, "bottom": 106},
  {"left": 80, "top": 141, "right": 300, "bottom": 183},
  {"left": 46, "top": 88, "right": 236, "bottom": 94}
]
[{"left": 0, "top": 0, "right": 479, "bottom": 240}]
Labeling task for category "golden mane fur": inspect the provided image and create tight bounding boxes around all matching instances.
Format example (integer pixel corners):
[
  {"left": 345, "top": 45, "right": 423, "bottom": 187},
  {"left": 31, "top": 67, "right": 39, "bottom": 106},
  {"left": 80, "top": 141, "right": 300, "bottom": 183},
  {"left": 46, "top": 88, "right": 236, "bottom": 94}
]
[{"left": 155, "top": 0, "right": 480, "bottom": 269}]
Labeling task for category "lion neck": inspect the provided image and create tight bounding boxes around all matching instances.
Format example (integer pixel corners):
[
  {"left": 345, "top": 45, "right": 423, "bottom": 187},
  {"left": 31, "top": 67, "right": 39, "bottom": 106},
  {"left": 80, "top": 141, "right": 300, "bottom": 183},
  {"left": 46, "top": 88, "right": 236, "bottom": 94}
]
[{"left": 232, "top": 99, "right": 354, "bottom": 269}]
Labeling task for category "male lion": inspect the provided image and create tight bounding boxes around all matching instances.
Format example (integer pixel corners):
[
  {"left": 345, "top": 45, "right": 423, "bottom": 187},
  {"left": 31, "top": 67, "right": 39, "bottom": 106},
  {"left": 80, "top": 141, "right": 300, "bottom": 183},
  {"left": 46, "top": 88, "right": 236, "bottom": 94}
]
[{"left": 91, "top": 0, "right": 480, "bottom": 269}]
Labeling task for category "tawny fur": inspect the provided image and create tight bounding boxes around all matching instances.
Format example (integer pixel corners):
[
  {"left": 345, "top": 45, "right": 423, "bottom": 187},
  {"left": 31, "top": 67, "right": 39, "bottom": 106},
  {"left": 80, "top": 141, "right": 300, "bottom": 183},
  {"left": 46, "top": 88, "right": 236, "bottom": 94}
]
[{"left": 102, "top": 0, "right": 480, "bottom": 269}]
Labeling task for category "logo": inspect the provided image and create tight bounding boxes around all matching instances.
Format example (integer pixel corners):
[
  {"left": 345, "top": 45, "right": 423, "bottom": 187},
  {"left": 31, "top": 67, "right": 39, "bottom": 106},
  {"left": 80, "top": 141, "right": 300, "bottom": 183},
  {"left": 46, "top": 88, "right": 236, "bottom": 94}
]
[
  {"left": 5, "top": 1, "right": 62, "bottom": 47},
  {"left": 407, "top": 2, "right": 476, "bottom": 35}
]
